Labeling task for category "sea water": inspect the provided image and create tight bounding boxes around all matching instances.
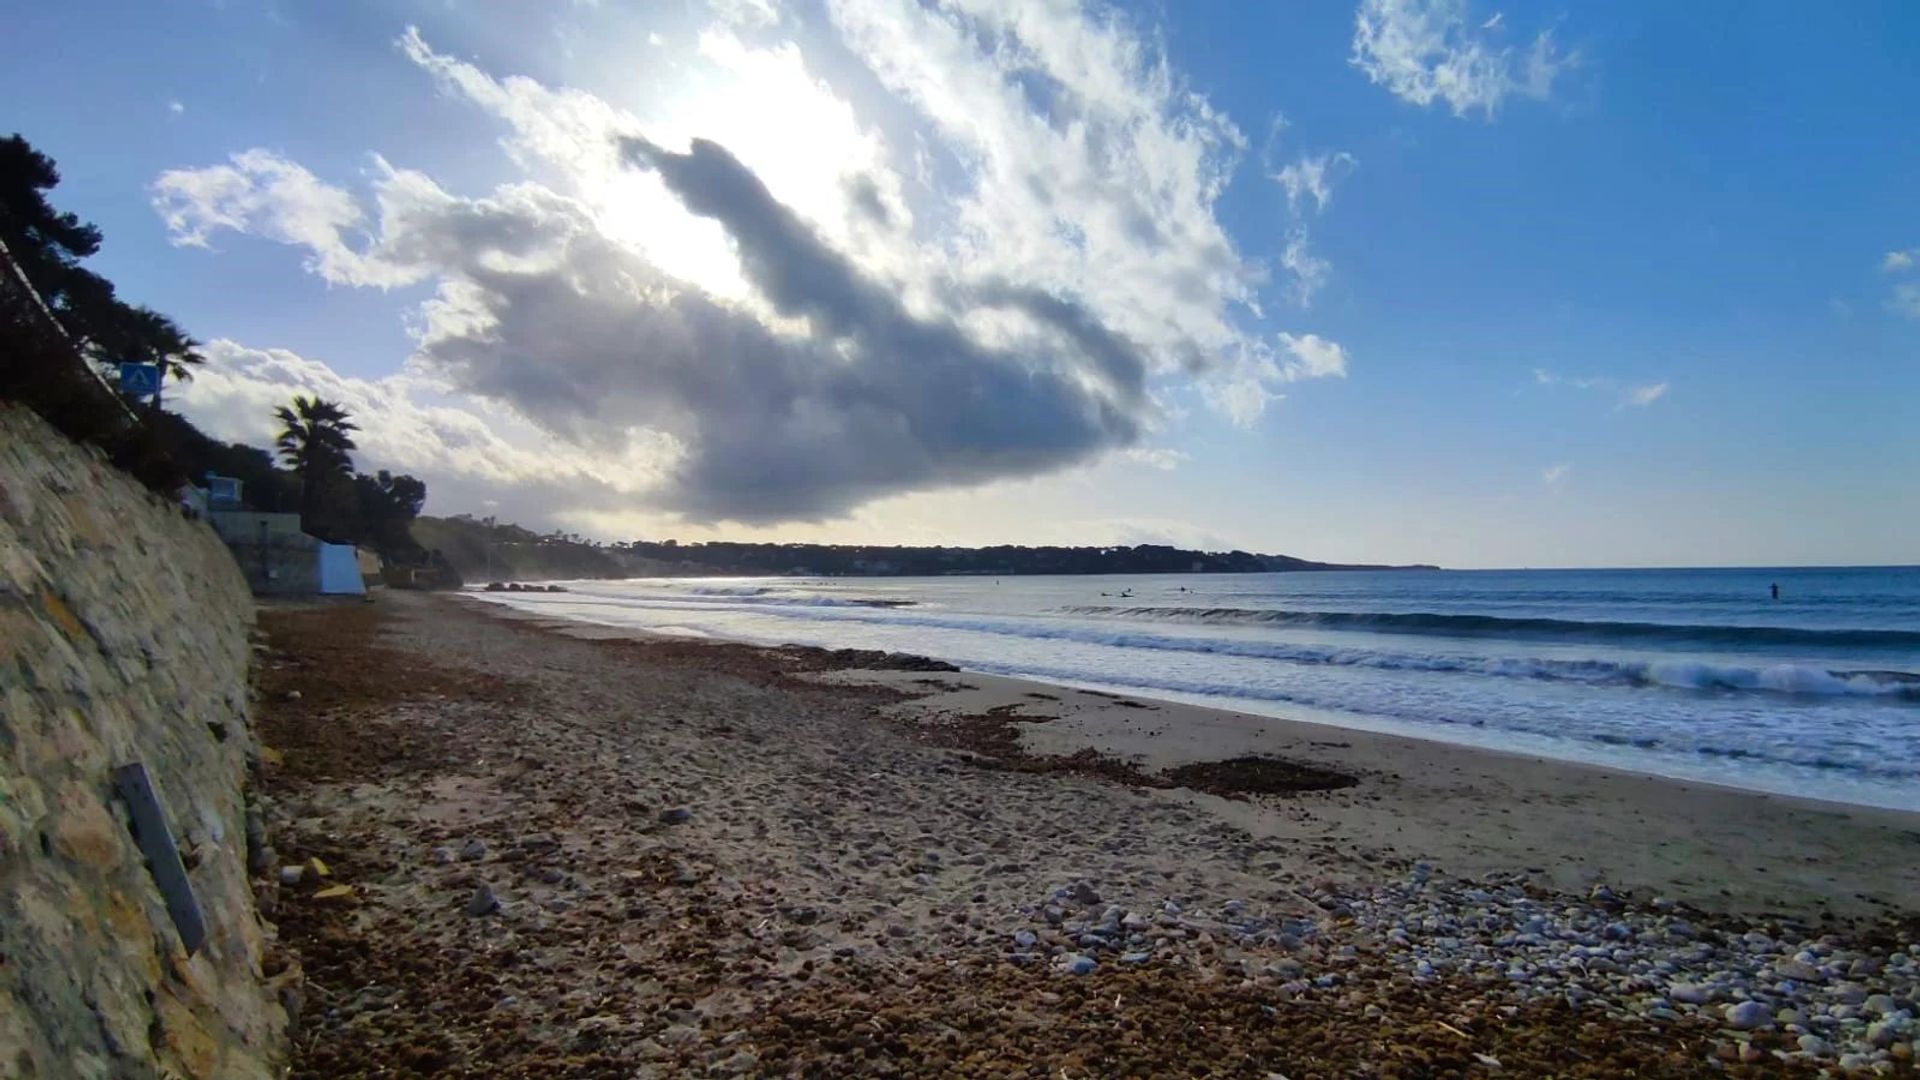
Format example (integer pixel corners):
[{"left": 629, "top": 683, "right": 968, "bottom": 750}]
[{"left": 472, "top": 566, "right": 1920, "bottom": 810}]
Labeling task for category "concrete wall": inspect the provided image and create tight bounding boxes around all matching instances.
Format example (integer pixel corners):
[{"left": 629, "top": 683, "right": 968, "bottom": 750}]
[
  {"left": 207, "top": 510, "right": 305, "bottom": 540},
  {"left": 0, "top": 404, "right": 290, "bottom": 1079}
]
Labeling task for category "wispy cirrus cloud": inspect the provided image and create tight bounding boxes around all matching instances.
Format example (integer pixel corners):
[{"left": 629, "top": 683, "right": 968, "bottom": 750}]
[
  {"left": 1351, "top": 0, "right": 1573, "bottom": 119},
  {"left": 1272, "top": 151, "right": 1358, "bottom": 216},
  {"left": 1280, "top": 230, "right": 1330, "bottom": 307},
  {"left": 1622, "top": 380, "right": 1669, "bottom": 407},
  {"left": 1881, "top": 248, "right": 1920, "bottom": 319},
  {"left": 1890, "top": 282, "right": 1920, "bottom": 320},
  {"left": 1533, "top": 368, "right": 1669, "bottom": 409}
]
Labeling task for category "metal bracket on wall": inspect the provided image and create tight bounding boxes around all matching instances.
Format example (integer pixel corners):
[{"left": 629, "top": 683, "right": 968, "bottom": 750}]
[{"left": 111, "top": 762, "right": 208, "bottom": 955}]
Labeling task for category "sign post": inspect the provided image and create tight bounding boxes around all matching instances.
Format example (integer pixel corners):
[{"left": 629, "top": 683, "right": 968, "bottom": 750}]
[{"left": 116, "top": 362, "right": 161, "bottom": 402}]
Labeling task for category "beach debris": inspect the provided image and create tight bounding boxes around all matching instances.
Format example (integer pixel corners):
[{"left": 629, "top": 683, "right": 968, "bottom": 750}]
[
  {"left": 312, "top": 884, "right": 355, "bottom": 901},
  {"left": 278, "top": 865, "right": 304, "bottom": 886},
  {"left": 659, "top": 806, "right": 693, "bottom": 825},
  {"left": 112, "top": 762, "right": 208, "bottom": 955},
  {"left": 465, "top": 883, "right": 501, "bottom": 916},
  {"left": 308, "top": 855, "right": 331, "bottom": 878},
  {"left": 282, "top": 689, "right": 302, "bottom": 701},
  {"left": 251, "top": 592, "right": 1920, "bottom": 1078}
]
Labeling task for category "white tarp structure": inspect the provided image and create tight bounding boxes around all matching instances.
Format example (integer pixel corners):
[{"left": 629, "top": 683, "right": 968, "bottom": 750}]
[{"left": 316, "top": 543, "right": 367, "bottom": 595}]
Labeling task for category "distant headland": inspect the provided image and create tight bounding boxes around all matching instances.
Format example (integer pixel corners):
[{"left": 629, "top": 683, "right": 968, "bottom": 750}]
[{"left": 413, "top": 514, "right": 1440, "bottom": 582}]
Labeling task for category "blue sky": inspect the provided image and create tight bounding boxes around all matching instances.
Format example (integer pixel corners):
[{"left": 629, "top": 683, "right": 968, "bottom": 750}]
[{"left": 6, "top": 0, "right": 1916, "bottom": 567}]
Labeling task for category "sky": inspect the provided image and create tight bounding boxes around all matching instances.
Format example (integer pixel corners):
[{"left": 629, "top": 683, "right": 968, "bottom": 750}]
[{"left": 6, "top": 0, "right": 1917, "bottom": 568}]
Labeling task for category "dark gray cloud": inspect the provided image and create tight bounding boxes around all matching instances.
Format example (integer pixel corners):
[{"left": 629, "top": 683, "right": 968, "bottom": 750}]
[{"left": 398, "top": 136, "right": 1155, "bottom": 523}]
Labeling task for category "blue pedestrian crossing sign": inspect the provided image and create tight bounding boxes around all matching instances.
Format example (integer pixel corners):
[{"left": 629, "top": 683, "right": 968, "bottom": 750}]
[{"left": 117, "top": 362, "right": 161, "bottom": 399}]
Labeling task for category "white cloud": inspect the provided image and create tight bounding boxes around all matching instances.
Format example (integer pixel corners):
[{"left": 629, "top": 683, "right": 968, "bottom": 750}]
[
  {"left": 1119, "top": 447, "right": 1190, "bottom": 471},
  {"left": 1272, "top": 151, "right": 1357, "bottom": 215},
  {"left": 174, "top": 339, "right": 676, "bottom": 526},
  {"left": 1541, "top": 463, "right": 1570, "bottom": 487},
  {"left": 1277, "top": 332, "right": 1350, "bottom": 381},
  {"left": 710, "top": 0, "right": 779, "bottom": 29},
  {"left": 1281, "top": 230, "right": 1329, "bottom": 307},
  {"left": 820, "top": 0, "right": 1264, "bottom": 376},
  {"left": 156, "top": 13, "right": 1344, "bottom": 522},
  {"left": 1880, "top": 249, "right": 1917, "bottom": 272},
  {"left": 153, "top": 150, "right": 421, "bottom": 288},
  {"left": 1351, "top": 0, "right": 1571, "bottom": 119},
  {"left": 1206, "top": 331, "right": 1351, "bottom": 425},
  {"left": 1622, "top": 381, "right": 1668, "bottom": 407},
  {"left": 1891, "top": 282, "right": 1920, "bottom": 320},
  {"left": 168, "top": 100, "right": 185, "bottom": 116}
]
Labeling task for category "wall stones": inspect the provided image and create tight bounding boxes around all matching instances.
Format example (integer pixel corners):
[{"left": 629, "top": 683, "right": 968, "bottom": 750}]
[{"left": 0, "top": 404, "right": 288, "bottom": 1079}]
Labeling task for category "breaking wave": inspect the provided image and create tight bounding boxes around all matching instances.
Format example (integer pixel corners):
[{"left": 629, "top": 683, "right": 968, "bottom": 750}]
[
  {"left": 1061, "top": 605, "right": 1920, "bottom": 649},
  {"left": 548, "top": 592, "right": 1918, "bottom": 701}
]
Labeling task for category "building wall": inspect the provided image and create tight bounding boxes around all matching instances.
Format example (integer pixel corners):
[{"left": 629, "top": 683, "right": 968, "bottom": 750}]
[
  {"left": 0, "top": 404, "right": 291, "bottom": 1079},
  {"left": 219, "top": 538, "right": 322, "bottom": 596},
  {"left": 206, "top": 510, "right": 306, "bottom": 541}
]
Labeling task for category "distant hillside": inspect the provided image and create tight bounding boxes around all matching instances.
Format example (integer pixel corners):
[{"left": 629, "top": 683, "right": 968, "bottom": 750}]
[{"left": 411, "top": 514, "right": 1437, "bottom": 582}]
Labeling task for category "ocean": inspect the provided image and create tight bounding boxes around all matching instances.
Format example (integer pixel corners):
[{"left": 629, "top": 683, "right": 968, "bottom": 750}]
[{"left": 470, "top": 566, "right": 1920, "bottom": 811}]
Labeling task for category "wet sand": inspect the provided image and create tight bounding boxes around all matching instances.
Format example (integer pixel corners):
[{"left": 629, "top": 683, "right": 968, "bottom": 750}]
[{"left": 837, "top": 668, "right": 1920, "bottom": 922}]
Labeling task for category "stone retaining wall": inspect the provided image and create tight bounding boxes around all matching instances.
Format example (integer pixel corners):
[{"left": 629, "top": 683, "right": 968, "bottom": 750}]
[{"left": 0, "top": 404, "right": 289, "bottom": 1079}]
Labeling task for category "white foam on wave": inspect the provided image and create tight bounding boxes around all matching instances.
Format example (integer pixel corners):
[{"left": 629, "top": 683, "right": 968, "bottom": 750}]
[
  {"left": 542, "top": 590, "right": 1917, "bottom": 701},
  {"left": 1640, "top": 660, "right": 1905, "bottom": 697}
]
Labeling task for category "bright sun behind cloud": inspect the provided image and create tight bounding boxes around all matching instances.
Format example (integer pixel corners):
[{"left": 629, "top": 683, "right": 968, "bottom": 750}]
[{"left": 154, "top": 0, "right": 1346, "bottom": 533}]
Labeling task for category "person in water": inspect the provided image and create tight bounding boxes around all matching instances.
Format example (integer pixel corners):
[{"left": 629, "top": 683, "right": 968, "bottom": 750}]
[{"left": 1771, "top": 583, "right": 1780, "bottom": 600}]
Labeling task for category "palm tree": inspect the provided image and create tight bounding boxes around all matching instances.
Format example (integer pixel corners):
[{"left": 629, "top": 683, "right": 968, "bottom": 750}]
[
  {"left": 121, "top": 306, "right": 204, "bottom": 390},
  {"left": 106, "top": 306, "right": 203, "bottom": 410},
  {"left": 274, "top": 396, "right": 359, "bottom": 534}
]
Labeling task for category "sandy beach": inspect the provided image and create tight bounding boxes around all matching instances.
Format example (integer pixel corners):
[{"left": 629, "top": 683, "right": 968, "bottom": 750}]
[
  {"left": 839, "top": 668, "right": 1920, "bottom": 924},
  {"left": 253, "top": 591, "right": 1920, "bottom": 1078}
]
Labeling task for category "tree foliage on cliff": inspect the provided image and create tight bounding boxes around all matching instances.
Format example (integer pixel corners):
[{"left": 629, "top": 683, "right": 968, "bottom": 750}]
[
  {"left": 1, "top": 134, "right": 204, "bottom": 392},
  {"left": 2, "top": 133, "right": 431, "bottom": 563}
]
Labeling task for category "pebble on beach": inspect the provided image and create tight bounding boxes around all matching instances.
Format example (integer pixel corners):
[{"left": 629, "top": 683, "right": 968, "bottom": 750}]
[
  {"left": 1724, "top": 1000, "right": 1772, "bottom": 1030},
  {"left": 465, "top": 883, "right": 501, "bottom": 917}
]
